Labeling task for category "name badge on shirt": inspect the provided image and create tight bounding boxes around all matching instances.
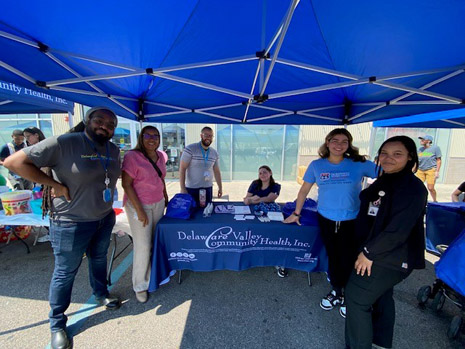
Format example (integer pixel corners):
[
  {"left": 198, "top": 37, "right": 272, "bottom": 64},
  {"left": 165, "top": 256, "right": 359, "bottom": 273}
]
[
  {"left": 204, "top": 171, "right": 211, "bottom": 182},
  {"left": 367, "top": 191, "right": 384, "bottom": 216},
  {"left": 103, "top": 188, "right": 112, "bottom": 203},
  {"left": 367, "top": 203, "right": 379, "bottom": 216}
]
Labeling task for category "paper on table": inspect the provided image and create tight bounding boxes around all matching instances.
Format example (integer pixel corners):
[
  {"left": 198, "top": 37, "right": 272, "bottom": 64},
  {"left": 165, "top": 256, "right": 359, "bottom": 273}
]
[
  {"left": 267, "top": 211, "right": 284, "bottom": 221},
  {"left": 234, "top": 206, "right": 251, "bottom": 215},
  {"left": 234, "top": 215, "right": 246, "bottom": 220}
]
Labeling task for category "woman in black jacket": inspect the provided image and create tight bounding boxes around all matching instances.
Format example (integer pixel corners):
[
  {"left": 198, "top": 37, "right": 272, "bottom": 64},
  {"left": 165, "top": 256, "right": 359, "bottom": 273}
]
[{"left": 345, "top": 136, "right": 428, "bottom": 349}]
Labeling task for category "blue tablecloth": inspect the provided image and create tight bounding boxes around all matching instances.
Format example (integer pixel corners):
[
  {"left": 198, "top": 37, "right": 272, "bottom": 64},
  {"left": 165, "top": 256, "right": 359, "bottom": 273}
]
[
  {"left": 426, "top": 202, "right": 465, "bottom": 254},
  {"left": 148, "top": 204, "right": 328, "bottom": 292}
]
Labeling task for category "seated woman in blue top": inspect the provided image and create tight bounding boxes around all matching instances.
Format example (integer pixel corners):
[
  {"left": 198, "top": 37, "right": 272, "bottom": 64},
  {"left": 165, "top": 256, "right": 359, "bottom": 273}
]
[
  {"left": 244, "top": 165, "right": 285, "bottom": 278},
  {"left": 284, "top": 128, "right": 377, "bottom": 318},
  {"left": 243, "top": 165, "right": 281, "bottom": 205}
]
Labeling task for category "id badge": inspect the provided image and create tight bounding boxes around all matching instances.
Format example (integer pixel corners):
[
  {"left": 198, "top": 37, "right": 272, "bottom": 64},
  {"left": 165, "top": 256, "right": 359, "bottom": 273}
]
[
  {"left": 103, "top": 188, "right": 112, "bottom": 203},
  {"left": 204, "top": 171, "right": 211, "bottom": 182},
  {"left": 367, "top": 202, "right": 379, "bottom": 216}
]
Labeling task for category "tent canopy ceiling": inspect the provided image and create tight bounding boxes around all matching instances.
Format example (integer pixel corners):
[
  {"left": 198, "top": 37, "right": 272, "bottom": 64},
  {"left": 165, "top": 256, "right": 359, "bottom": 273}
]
[
  {"left": 1, "top": 0, "right": 465, "bottom": 125},
  {"left": 0, "top": 79, "right": 74, "bottom": 115},
  {"left": 373, "top": 109, "right": 465, "bottom": 128}
]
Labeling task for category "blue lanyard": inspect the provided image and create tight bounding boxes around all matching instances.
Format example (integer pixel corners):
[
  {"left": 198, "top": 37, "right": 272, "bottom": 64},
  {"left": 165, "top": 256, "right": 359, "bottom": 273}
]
[
  {"left": 83, "top": 134, "right": 110, "bottom": 181},
  {"left": 199, "top": 142, "right": 209, "bottom": 168}
]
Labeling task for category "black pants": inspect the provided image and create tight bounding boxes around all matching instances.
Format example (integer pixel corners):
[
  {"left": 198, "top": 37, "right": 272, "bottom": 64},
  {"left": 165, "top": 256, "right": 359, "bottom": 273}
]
[
  {"left": 318, "top": 214, "right": 357, "bottom": 292},
  {"left": 344, "top": 264, "right": 410, "bottom": 349}
]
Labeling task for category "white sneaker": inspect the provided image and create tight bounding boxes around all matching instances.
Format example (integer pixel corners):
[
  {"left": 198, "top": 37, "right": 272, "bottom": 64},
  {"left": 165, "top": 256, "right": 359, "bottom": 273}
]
[
  {"left": 339, "top": 303, "right": 346, "bottom": 318},
  {"left": 37, "top": 234, "right": 50, "bottom": 243},
  {"left": 320, "top": 290, "right": 343, "bottom": 310}
]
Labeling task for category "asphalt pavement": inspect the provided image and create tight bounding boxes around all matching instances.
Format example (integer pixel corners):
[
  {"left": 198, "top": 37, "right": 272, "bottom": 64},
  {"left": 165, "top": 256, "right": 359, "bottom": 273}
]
[{"left": 0, "top": 182, "right": 463, "bottom": 348}]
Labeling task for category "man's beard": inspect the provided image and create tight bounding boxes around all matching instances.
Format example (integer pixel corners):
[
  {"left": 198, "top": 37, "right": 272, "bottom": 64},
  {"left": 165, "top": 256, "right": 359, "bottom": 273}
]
[
  {"left": 201, "top": 139, "right": 211, "bottom": 148},
  {"left": 86, "top": 125, "right": 112, "bottom": 145}
]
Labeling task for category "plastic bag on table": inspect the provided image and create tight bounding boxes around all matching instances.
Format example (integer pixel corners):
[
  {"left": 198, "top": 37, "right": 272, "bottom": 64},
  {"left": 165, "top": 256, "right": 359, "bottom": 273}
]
[
  {"left": 282, "top": 198, "right": 318, "bottom": 226},
  {"left": 165, "top": 193, "right": 197, "bottom": 220}
]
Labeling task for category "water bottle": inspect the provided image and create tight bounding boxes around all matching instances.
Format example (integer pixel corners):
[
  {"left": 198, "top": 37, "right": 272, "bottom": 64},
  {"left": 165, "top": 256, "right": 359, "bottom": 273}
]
[{"left": 199, "top": 189, "right": 206, "bottom": 208}]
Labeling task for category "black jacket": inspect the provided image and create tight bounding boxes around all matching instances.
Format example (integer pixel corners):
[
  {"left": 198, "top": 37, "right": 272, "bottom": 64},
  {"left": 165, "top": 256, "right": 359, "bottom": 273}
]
[{"left": 355, "top": 168, "right": 428, "bottom": 272}]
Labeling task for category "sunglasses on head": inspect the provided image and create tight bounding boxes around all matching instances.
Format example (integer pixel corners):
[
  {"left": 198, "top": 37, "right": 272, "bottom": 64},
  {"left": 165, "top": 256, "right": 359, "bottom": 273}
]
[{"left": 143, "top": 134, "right": 160, "bottom": 140}]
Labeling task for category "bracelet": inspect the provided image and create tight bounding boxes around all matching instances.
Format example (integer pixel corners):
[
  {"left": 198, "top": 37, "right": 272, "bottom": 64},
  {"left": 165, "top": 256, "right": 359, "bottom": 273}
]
[{"left": 292, "top": 212, "right": 301, "bottom": 217}]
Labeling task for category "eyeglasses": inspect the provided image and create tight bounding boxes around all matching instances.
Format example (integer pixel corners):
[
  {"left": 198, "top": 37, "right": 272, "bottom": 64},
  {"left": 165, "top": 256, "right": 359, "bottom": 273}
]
[
  {"left": 91, "top": 117, "right": 116, "bottom": 130},
  {"left": 201, "top": 133, "right": 214, "bottom": 139},
  {"left": 143, "top": 134, "right": 160, "bottom": 140}
]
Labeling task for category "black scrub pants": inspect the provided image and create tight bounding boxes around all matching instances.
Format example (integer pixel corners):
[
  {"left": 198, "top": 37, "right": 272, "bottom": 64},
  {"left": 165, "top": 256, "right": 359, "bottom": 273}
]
[
  {"left": 318, "top": 214, "right": 357, "bottom": 294},
  {"left": 344, "top": 264, "right": 410, "bottom": 349}
]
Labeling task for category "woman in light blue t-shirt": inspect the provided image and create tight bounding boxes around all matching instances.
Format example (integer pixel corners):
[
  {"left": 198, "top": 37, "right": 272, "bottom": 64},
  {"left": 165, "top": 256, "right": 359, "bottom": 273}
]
[{"left": 284, "top": 128, "right": 377, "bottom": 318}]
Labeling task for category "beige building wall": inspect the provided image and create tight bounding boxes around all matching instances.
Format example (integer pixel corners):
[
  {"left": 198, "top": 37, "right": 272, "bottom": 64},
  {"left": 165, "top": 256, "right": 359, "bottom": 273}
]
[
  {"left": 185, "top": 124, "right": 216, "bottom": 147},
  {"left": 298, "top": 123, "right": 373, "bottom": 168},
  {"left": 51, "top": 104, "right": 83, "bottom": 136},
  {"left": 446, "top": 128, "right": 465, "bottom": 184}
]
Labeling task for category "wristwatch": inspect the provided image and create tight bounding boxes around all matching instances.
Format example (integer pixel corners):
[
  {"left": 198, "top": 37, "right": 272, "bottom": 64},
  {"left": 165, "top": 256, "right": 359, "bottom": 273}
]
[{"left": 292, "top": 212, "right": 301, "bottom": 217}]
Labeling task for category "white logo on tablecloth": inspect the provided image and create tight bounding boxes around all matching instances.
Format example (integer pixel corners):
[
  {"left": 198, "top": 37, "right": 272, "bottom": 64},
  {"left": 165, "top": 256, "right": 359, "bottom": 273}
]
[{"left": 177, "top": 226, "right": 312, "bottom": 250}]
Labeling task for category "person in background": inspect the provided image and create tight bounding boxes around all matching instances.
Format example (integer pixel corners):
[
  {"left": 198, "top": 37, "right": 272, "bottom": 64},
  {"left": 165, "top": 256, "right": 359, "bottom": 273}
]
[
  {"left": 284, "top": 128, "right": 377, "bottom": 318},
  {"left": 451, "top": 181, "right": 465, "bottom": 202},
  {"left": 416, "top": 135, "right": 441, "bottom": 202},
  {"left": 345, "top": 136, "right": 427, "bottom": 349},
  {"left": 122, "top": 126, "right": 168, "bottom": 303},
  {"left": 23, "top": 127, "right": 46, "bottom": 146},
  {"left": 4, "top": 107, "right": 121, "bottom": 349},
  {"left": 179, "top": 126, "right": 222, "bottom": 206},
  {"left": 22, "top": 127, "right": 49, "bottom": 242},
  {"left": 0, "top": 129, "right": 33, "bottom": 190}
]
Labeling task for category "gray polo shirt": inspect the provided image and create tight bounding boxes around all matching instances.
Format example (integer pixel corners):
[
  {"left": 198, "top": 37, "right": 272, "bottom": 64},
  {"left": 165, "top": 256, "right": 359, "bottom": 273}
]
[
  {"left": 180, "top": 142, "right": 219, "bottom": 188},
  {"left": 23, "top": 132, "right": 121, "bottom": 222}
]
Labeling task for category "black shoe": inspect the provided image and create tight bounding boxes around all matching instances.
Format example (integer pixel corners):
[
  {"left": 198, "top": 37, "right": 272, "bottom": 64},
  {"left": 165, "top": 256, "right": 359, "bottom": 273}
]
[
  {"left": 95, "top": 295, "right": 121, "bottom": 310},
  {"left": 51, "top": 329, "right": 71, "bottom": 349}
]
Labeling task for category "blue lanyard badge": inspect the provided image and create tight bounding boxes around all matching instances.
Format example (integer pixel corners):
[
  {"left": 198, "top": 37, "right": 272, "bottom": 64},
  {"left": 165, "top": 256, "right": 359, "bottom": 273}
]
[
  {"left": 83, "top": 134, "right": 113, "bottom": 202},
  {"left": 200, "top": 143, "right": 211, "bottom": 181},
  {"left": 199, "top": 142, "right": 210, "bottom": 167}
]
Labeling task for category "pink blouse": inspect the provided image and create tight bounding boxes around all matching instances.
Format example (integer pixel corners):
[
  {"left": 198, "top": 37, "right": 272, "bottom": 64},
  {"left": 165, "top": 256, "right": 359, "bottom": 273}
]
[{"left": 122, "top": 150, "right": 167, "bottom": 206}]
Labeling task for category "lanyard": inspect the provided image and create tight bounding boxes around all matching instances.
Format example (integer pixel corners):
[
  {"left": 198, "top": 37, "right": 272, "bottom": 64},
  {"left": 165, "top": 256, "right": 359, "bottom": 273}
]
[
  {"left": 199, "top": 142, "right": 210, "bottom": 168},
  {"left": 83, "top": 134, "right": 111, "bottom": 187}
]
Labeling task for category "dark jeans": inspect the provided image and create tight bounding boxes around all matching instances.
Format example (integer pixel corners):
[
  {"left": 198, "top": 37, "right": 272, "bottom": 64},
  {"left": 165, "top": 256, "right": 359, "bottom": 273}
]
[
  {"left": 318, "top": 214, "right": 357, "bottom": 293},
  {"left": 48, "top": 210, "right": 115, "bottom": 331},
  {"left": 186, "top": 187, "right": 213, "bottom": 207},
  {"left": 345, "top": 264, "right": 410, "bottom": 349}
]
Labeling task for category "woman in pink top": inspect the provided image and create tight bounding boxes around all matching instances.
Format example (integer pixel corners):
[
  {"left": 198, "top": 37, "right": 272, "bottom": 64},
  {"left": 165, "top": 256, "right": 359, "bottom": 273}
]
[{"left": 122, "top": 126, "right": 168, "bottom": 303}]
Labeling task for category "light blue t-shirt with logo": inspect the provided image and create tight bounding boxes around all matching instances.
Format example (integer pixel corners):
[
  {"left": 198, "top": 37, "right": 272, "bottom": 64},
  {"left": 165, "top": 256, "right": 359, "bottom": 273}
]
[{"left": 303, "top": 158, "right": 377, "bottom": 221}]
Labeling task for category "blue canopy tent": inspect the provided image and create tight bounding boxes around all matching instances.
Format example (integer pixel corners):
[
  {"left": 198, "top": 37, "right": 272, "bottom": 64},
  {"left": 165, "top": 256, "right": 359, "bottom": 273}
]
[
  {"left": 373, "top": 109, "right": 465, "bottom": 128},
  {"left": 0, "top": 1, "right": 465, "bottom": 125},
  {"left": 0, "top": 79, "right": 74, "bottom": 114}
]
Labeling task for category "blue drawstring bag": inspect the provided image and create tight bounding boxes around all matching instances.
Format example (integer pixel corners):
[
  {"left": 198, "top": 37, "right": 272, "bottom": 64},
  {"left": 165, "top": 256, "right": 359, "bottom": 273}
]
[
  {"left": 282, "top": 198, "right": 319, "bottom": 226},
  {"left": 165, "top": 193, "right": 197, "bottom": 220},
  {"left": 435, "top": 228, "right": 465, "bottom": 297}
]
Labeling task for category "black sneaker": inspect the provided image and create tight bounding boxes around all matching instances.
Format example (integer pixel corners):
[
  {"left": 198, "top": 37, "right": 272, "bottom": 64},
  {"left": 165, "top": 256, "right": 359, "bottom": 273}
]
[
  {"left": 95, "top": 295, "right": 121, "bottom": 310},
  {"left": 277, "top": 267, "right": 288, "bottom": 278},
  {"left": 320, "top": 290, "right": 343, "bottom": 310}
]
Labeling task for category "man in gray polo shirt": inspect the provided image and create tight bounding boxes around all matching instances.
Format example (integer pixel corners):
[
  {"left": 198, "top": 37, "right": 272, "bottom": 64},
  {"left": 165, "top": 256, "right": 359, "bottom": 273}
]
[
  {"left": 4, "top": 107, "right": 121, "bottom": 349},
  {"left": 179, "top": 126, "right": 223, "bottom": 205}
]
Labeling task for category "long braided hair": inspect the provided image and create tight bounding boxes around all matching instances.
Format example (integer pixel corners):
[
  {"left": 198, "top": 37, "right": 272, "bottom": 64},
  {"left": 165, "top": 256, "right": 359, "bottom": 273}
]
[{"left": 42, "top": 121, "right": 86, "bottom": 218}]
